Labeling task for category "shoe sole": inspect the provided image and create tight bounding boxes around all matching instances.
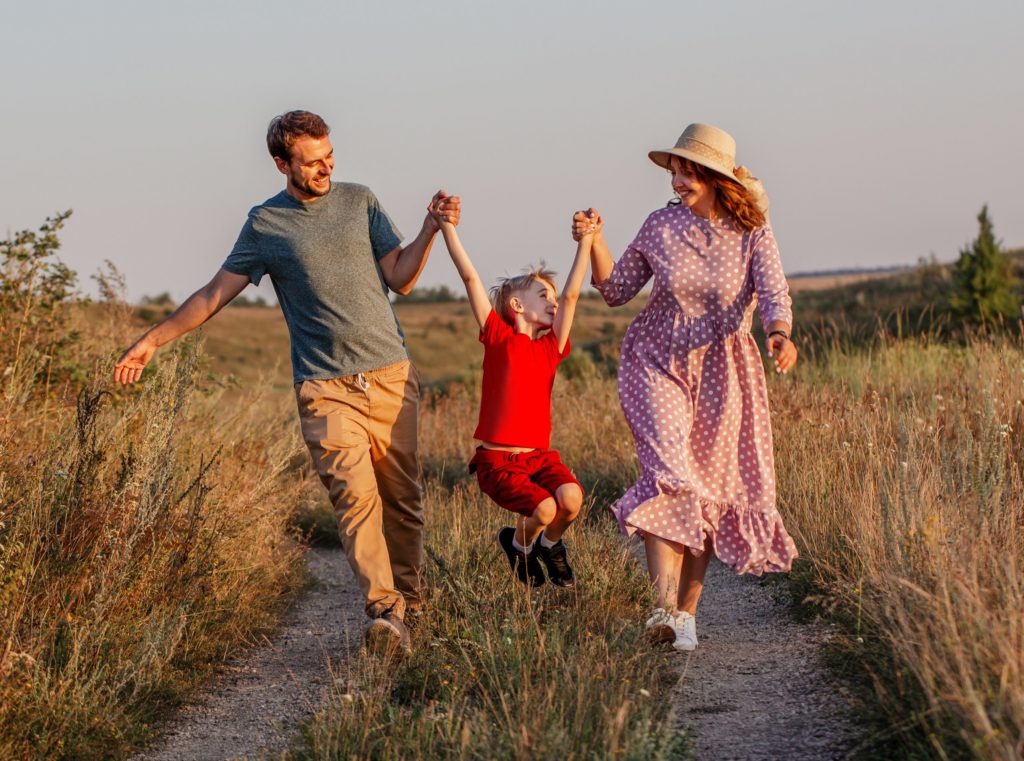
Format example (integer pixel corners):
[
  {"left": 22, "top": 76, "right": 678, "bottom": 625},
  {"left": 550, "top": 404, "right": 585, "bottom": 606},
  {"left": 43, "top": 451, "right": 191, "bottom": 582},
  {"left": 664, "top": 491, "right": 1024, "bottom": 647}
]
[
  {"left": 365, "top": 620, "right": 411, "bottom": 656},
  {"left": 673, "top": 638, "right": 698, "bottom": 652}
]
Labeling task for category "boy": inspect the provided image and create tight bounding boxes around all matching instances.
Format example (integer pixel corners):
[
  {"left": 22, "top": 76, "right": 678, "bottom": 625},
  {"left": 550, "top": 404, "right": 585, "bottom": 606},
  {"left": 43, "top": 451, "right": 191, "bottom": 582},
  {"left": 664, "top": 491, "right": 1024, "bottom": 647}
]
[{"left": 437, "top": 209, "right": 594, "bottom": 587}]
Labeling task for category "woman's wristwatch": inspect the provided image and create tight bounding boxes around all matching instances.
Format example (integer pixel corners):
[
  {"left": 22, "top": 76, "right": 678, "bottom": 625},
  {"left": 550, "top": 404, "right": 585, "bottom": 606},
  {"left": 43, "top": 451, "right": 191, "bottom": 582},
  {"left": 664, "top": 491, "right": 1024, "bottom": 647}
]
[{"left": 767, "top": 329, "right": 790, "bottom": 341}]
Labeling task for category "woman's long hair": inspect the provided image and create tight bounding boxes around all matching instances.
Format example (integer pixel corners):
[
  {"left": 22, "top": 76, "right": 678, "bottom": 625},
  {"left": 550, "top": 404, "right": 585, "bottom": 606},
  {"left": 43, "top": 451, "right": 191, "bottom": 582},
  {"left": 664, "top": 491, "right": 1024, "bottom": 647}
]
[{"left": 670, "top": 158, "right": 766, "bottom": 232}]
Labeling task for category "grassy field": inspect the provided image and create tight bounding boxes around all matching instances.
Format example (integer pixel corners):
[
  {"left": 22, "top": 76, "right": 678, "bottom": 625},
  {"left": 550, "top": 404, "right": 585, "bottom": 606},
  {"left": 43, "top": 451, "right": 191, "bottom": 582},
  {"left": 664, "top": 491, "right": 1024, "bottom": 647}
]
[
  {"left": 3, "top": 235, "right": 1022, "bottom": 760},
  {"left": 198, "top": 296, "right": 645, "bottom": 393}
]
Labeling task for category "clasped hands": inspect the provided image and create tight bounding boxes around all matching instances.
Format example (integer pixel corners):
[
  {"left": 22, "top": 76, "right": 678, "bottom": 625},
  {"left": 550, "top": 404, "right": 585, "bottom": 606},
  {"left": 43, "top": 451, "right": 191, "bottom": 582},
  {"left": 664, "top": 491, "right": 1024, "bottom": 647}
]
[
  {"left": 427, "top": 190, "right": 461, "bottom": 229},
  {"left": 571, "top": 208, "right": 603, "bottom": 241}
]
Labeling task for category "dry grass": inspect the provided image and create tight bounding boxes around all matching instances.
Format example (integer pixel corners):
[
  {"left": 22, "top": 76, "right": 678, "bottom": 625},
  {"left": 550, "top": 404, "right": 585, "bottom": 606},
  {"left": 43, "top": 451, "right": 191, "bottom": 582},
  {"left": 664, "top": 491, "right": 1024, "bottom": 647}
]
[
  {"left": 5, "top": 213, "right": 1020, "bottom": 760},
  {"left": 0, "top": 290, "right": 306, "bottom": 758},
  {"left": 772, "top": 337, "right": 1024, "bottom": 760},
  {"left": 293, "top": 374, "right": 683, "bottom": 760},
  {"left": 197, "top": 298, "right": 644, "bottom": 393}
]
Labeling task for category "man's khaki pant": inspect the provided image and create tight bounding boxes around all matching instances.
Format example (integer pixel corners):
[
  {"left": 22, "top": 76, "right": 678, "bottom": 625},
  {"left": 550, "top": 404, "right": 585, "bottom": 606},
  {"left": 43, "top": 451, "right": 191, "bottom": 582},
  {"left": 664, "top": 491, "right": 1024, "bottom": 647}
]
[{"left": 295, "top": 359, "right": 424, "bottom": 620}]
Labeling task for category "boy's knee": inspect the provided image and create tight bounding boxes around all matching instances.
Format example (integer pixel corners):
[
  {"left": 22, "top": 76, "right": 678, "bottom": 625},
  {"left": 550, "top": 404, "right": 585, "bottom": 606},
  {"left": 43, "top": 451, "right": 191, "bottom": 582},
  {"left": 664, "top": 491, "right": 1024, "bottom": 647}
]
[
  {"left": 556, "top": 483, "right": 583, "bottom": 516},
  {"left": 532, "top": 499, "right": 557, "bottom": 525}
]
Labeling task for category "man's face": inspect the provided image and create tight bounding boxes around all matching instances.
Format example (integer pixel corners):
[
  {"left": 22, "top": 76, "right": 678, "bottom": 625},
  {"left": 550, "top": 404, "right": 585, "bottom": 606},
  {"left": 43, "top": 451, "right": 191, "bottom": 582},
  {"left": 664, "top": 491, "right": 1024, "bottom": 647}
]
[{"left": 275, "top": 135, "right": 334, "bottom": 201}]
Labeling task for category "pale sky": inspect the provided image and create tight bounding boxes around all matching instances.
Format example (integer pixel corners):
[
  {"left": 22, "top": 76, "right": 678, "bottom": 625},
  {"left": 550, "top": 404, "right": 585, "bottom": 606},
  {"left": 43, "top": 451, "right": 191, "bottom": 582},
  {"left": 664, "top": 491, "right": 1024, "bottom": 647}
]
[{"left": 3, "top": 0, "right": 1022, "bottom": 304}]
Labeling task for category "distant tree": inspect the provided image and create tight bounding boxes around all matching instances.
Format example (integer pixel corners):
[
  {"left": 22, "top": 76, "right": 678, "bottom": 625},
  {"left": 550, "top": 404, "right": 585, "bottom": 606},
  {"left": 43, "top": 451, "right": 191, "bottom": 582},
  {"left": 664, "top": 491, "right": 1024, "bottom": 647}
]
[
  {"left": 141, "top": 291, "right": 176, "bottom": 307},
  {"left": 232, "top": 293, "right": 270, "bottom": 307},
  {"left": 394, "top": 285, "right": 462, "bottom": 303},
  {"left": 915, "top": 253, "right": 951, "bottom": 302},
  {"left": 951, "top": 206, "right": 1019, "bottom": 324}
]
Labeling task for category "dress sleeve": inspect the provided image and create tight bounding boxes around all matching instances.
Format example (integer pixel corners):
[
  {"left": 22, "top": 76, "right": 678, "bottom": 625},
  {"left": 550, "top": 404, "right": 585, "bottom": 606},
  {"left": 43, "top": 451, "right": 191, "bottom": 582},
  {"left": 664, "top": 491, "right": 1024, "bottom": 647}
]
[
  {"left": 592, "top": 245, "right": 653, "bottom": 307},
  {"left": 593, "top": 213, "right": 658, "bottom": 306},
  {"left": 750, "top": 227, "right": 793, "bottom": 326}
]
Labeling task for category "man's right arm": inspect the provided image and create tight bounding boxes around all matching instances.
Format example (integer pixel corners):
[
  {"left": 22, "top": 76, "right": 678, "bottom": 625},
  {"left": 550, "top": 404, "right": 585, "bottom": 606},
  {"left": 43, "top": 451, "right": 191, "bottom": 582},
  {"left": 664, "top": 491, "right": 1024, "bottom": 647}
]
[{"left": 113, "top": 268, "right": 251, "bottom": 385}]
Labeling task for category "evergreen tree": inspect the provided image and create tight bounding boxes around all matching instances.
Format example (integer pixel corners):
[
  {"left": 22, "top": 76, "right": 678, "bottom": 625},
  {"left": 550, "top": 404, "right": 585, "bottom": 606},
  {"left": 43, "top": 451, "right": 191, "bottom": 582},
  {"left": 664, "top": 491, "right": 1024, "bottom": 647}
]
[{"left": 951, "top": 205, "right": 1019, "bottom": 324}]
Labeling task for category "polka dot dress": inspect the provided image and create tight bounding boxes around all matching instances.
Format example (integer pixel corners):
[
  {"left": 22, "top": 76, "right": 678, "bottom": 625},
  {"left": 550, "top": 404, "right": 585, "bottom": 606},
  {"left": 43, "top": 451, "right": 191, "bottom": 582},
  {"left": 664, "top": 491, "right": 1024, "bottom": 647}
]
[{"left": 594, "top": 204, "right": 799, "bottom": 575}]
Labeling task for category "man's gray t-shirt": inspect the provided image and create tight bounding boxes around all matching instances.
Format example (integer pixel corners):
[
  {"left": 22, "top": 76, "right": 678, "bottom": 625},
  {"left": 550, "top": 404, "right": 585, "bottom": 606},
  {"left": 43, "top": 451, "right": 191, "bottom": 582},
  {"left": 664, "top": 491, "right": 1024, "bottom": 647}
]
[{"left": 223, "top": 183, "right": 408, "bottom": 383}]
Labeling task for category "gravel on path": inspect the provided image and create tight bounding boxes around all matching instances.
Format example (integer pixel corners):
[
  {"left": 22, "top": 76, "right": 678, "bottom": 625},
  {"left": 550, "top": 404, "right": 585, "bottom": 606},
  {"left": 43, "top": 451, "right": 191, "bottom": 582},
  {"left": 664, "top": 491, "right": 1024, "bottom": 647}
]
[
  {"left": 671, "top": 558, "right": 860, "bottom": 761},
  {"left": 134, "top": 547, "right": 361, "bottom": 761},
  {"left": 137, "top": 544, "right": 863, "bottom": 761}
]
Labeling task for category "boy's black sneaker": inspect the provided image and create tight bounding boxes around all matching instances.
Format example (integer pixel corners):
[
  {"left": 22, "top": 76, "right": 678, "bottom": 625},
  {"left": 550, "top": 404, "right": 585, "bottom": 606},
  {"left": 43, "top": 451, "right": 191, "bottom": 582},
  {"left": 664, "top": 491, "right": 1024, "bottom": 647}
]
[
  {"left": 497, "top": 527, "right": 546, "bottom": 587},
  {"left": 535, "top": 537, "right": 576, "bottom": 588}
]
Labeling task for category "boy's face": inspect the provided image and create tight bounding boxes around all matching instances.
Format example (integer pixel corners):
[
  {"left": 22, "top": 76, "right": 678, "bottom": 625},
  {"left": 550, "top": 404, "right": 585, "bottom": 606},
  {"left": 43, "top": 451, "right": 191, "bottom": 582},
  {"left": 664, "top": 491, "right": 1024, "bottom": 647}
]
[{"left": 513, "top": 279, "right": 558, "bottom": 328}]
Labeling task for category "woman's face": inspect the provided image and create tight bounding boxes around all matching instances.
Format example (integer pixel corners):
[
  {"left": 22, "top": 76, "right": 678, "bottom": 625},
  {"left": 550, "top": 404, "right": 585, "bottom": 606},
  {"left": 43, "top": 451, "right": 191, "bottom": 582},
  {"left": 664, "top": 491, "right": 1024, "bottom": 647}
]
[{"left": 669, "top": 156, "right": 716, "bottom": 217}]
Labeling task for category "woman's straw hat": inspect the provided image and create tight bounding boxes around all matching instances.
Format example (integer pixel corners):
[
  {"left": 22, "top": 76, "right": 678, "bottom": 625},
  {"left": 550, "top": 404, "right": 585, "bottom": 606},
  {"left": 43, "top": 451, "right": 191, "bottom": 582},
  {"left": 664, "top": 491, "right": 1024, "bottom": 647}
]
[
  {"left": 648, "top": 123, "right": 742, "bottom": 183},
  {"left": 649, "top": 123, "right": 769, "bottom": 213}
]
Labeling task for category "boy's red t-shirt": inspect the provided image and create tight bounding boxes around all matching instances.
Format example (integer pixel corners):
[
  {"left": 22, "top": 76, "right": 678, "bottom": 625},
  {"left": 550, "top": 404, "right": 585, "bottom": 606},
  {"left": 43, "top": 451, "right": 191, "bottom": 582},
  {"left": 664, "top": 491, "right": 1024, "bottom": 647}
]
[{"left": 474, "top": 309, "right": 571, "bottom": 449}]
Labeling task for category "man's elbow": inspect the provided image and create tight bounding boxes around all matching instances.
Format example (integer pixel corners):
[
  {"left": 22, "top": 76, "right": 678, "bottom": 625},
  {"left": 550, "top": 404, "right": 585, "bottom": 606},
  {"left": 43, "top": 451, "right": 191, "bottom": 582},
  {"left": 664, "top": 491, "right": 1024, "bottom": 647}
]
[{"left": 388, "top": 277, "right": 414, "bottom": 297}]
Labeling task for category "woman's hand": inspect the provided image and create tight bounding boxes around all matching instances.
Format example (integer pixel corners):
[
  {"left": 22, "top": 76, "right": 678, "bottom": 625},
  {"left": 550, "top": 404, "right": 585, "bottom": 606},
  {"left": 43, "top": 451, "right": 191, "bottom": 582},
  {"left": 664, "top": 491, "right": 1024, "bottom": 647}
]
[
  {"left": 571, "top": 208, "right": 603, "bottom": 241},
  {"left": 766, "top": 333, "right": 797, "bottom": 374}
]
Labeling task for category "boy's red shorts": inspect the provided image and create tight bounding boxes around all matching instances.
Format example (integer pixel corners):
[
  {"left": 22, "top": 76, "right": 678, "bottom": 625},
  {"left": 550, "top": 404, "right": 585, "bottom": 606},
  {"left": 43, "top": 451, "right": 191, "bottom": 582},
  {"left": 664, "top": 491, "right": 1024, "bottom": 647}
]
[{"left": 468, "top": 447, "right": 583, "bottom": 517}]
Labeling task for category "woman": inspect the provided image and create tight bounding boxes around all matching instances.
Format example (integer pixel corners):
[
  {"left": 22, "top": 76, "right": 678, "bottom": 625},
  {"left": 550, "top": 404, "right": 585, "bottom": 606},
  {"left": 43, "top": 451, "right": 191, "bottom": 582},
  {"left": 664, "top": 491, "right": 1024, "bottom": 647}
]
[{"left": 573, "top": 123, "right": 799, "bottom": 651}]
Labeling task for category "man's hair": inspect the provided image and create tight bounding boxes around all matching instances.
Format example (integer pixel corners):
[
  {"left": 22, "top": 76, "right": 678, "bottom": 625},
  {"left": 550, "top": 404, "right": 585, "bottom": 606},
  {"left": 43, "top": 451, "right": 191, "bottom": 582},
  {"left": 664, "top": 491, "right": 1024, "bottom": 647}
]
[
  {"left": 266, "top": 110, "right": 330, "bottom": 162},
  {"left": 490, "top": 263, "right": 558, "bottom": 325}
]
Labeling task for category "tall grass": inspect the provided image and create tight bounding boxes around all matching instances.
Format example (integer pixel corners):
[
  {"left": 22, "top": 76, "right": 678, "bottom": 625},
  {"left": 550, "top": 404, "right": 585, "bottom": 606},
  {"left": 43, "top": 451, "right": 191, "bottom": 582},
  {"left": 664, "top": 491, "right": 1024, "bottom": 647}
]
[
  {"left": 0, "top": 217, "right": 306, "bottom": 758},
  {"left": 295, "top": 375, "right": 684, "bottom": 760},
  {"left": 773, "top": 337, "right": 1024, "bottom": 760},
  {"left": 301, "top": 333, "right": 1024, "bottom": 760}
]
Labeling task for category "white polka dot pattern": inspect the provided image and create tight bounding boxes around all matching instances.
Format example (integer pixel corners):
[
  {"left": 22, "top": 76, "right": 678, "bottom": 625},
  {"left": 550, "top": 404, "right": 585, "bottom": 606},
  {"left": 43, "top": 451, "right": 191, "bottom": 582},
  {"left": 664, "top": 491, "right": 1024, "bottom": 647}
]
[{"left": 593, "top": 205, "right": 798, "bottom": 575}]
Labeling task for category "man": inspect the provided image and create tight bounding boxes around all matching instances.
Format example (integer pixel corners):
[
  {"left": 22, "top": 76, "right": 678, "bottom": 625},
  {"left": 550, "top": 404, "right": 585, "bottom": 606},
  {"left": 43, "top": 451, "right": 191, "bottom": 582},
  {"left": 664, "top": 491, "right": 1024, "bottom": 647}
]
[{"left": 114, "top": 110, "right": 459, "bottom": 654}]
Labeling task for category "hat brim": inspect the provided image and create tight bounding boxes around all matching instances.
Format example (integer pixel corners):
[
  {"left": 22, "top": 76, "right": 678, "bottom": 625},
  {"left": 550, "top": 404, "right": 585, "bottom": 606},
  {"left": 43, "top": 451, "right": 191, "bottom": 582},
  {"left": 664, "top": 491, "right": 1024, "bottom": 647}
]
[{"left": 648, "top": 148, "right": 743, "bottom": 186}]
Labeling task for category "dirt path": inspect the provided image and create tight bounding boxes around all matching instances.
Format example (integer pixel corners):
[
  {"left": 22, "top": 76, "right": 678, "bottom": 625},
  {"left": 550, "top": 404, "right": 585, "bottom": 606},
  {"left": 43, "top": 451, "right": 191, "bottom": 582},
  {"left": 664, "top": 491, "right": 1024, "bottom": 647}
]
[
  {"left": 671, "top": 558, "right": 860, "bottom": 760},
  {"left": 134, "top": 548, "right": 361, "bottom": 761},
  {"left": 136, "top": 546, "right": 860, "bottom": 761}
]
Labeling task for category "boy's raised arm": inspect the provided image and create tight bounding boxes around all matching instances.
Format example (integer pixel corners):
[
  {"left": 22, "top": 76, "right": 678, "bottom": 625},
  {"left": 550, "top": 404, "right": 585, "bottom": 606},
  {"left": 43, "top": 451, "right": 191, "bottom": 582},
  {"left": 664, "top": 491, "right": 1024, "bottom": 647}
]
[
  {"left": 552, "top": 234, "right": 592, "bottom": 353},
  {"left": 439, "top": 222, "right": 492, "bottom": 330}
]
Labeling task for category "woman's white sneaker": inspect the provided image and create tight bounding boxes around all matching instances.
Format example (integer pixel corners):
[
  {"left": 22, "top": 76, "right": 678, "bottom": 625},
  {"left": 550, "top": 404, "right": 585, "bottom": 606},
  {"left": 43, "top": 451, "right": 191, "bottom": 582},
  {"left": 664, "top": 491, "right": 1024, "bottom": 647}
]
[
  {"left": 672, "top": 610, "right": 697, "bottom": 651},
  {"left": 645, "top": 607, "right": 678, "bottom": 644}
]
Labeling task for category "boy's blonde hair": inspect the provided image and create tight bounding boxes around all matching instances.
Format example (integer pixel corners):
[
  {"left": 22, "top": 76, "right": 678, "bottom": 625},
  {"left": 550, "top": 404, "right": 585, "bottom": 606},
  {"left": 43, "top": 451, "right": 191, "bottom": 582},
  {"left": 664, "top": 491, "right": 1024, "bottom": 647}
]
[{"left": 490, "top": 263, "right": 558, "bottom": 325}]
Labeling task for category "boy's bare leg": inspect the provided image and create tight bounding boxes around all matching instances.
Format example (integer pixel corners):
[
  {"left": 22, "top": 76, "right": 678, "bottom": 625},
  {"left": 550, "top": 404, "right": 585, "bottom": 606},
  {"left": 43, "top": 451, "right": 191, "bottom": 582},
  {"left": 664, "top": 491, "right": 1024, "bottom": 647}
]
[
  {"left": 644, "top": 534, "right": 686, "bottom": 611},
  {"left": 542, "top": 483, "right": 583, "bottom": 542},
  {"left": 677, "top": 538, "right": 713, "bottom": 614},
  {"left": 515, "top": 498, "right": 556, "bottom": 547}
]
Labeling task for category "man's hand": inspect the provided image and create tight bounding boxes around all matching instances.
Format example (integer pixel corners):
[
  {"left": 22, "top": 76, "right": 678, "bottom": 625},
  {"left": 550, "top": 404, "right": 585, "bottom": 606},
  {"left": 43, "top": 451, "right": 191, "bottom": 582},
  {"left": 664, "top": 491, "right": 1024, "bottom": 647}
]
[
  {"left": 571, "top": 208, "right": 603, "bottom": 241},
  {"left": 428, "top": 189, "right": 461, "bottom": 228},
  {"left": 111, "top": 268, "right": 249, "bottom": 385},
  {"left": 766, "top": 333, "right": 797, "bottom": 374},
  {"left": 114, "top": 335, "right": 158, "bottom": 385}
]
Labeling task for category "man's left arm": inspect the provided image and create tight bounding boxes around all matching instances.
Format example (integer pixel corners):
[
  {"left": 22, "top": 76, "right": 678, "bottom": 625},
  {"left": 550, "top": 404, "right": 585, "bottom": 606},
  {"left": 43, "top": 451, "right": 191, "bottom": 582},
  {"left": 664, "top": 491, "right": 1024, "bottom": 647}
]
[{"left": 378, "top": 191, "right": 461, "bottom": 295}]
